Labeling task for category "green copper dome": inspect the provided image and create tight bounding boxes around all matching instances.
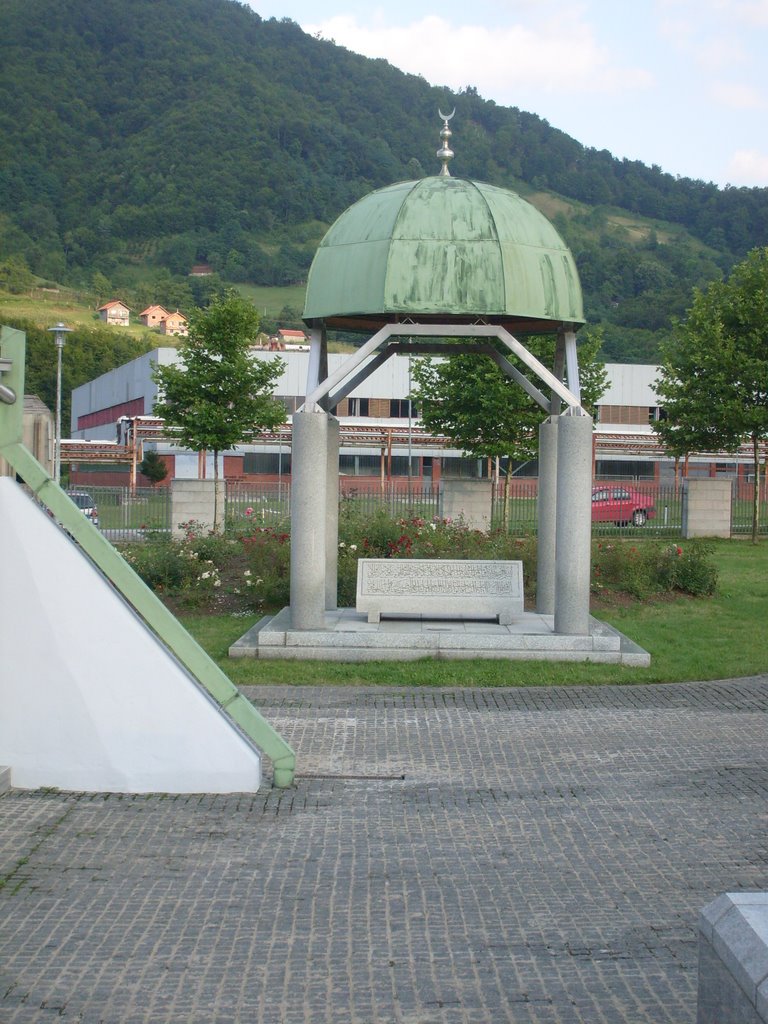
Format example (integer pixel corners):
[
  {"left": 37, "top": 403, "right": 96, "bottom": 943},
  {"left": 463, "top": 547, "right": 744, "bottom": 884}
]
[{"left": 303, "top": 176, "right": 584, "bottom": 331}]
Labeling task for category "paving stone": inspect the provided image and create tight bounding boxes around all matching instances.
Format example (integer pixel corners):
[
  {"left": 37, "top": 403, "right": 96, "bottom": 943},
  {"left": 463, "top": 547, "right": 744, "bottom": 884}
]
[{"left": 1, "top": 677, "right": 767, "bottom": 1022}]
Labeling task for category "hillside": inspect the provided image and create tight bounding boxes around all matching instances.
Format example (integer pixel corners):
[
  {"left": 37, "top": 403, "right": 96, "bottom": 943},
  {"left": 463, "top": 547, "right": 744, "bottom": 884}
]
[{"left": 1, "top": 0, "right": 767, "bottom": 362}]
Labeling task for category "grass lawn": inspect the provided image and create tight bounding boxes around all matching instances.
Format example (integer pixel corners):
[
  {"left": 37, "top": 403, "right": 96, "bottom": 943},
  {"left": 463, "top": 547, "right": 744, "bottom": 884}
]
[
  {"left": 234, "top": 284, "right": 306, "bottom": 318},
  {"left": 0, "top": 287, "right": 158, "bottom": 340},
  {"left": 180, "top": 539, "right": 768, "bottom": 688}
]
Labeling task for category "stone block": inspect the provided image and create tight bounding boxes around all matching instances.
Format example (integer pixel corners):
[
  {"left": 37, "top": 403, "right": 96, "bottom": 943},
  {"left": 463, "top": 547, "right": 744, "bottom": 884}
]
[
  {"left": 697, "top": 893, "right": 768, "bottom": 1023},
  {"left": 356, "top": 558, "right": 524, "bottom": 624},
  {"left": 170, "top": 478, "right": 225, "bottom": 534},
  {"left": 683, "top": 479, "right": 732, "bottom": 539},
  {"left": 440, "top": 479, "right": 493, "bottom": 530}
]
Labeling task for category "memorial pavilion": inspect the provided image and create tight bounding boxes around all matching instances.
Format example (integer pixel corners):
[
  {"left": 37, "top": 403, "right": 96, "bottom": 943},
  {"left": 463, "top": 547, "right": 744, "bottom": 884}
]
[{"left": 234, "top": 114, "right": 649, "bottom": 665}]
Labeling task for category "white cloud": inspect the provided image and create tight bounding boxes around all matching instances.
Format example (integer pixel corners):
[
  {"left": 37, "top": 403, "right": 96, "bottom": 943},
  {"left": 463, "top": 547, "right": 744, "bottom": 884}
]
[
  {"left": 658, "top": 0, "right": 768, "bottom": 24},
  {"left": 728, "top": 1, "right": 768, "bottom": 28},
  {"left": 306, "top": 13, "right": 653, "bottom": 100},
  {"left": 725, "top": 148, "right": 768, "bottom": 185},
  {"left": 710, "top": 81, "right": 766, "bottom": 109},
  {"left": 656, "top": 2, "right": 753, "bottom": 68}
]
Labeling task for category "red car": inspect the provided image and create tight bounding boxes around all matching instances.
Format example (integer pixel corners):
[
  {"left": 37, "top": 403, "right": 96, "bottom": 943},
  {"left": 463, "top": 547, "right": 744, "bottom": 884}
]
[{"left": 591, "top": 486, "right": 655, "bottom": 527}]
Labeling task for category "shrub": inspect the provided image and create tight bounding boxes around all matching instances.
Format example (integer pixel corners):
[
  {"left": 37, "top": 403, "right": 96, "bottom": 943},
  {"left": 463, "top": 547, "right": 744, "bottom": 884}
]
[
  {"left": 240, "top": 527, "right": 291, "bottom": 609},
  {"left": 120, "top": 510, "right": 717, "bottom": 615},
  {"left": 664, "top": 541, "right": 718, "bottom": 596},
  {"left": 592, "top": 539, "right": 717, "bottom": 599},
  {"left": 122, "top": 534, "right": 223, "bottom": 608}
]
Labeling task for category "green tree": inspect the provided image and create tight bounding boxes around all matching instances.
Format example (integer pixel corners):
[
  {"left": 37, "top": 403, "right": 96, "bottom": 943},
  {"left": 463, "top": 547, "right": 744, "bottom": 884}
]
[
  {"left": 0, "top": 255, "right": 34, "bottom": 294},
  {"left": 152, "top": 291, "right": 286, "bottom": 526},
  {"left": 138, "top": 447, "right": 168, "bottom": 486},
  {"left": 91, "top": 271, "right": 112, "bottom": 305},
  {"left": 410, "top": 333, "right": 607, "bottom": 517},
  {"left": 654, "top": 247, "right": 768, "bottom": 542}
]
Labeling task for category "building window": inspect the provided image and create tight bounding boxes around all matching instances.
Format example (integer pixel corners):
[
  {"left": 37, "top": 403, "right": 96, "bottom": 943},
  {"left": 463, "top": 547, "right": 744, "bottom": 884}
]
[
  {"left": 339, "top": 454, "right": 381, "bottom": 476},
  {"left": 389, "top": 399, "right": 417, "bottom": 418},
  {"left": 348, "top": 397, "right": 370, "bottom": 416},
  {"left": 242, "top": 453, "right": 291, "bottom": 475},
  {"left": 594, "top": 460, "right": 655, "bottom": 480},
  {"left": 442, "top": 457, "right": 484, "bottom": 479}
]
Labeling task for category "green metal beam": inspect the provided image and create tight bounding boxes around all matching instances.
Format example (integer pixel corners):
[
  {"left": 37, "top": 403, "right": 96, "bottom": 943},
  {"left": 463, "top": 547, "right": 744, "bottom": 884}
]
[{"left": 0, "top": 325, "right": 295, "bottom": 788}]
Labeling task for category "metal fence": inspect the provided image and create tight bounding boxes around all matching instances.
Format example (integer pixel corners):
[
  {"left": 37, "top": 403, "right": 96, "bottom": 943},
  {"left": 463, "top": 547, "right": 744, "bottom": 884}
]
[
  {"left": 68, "top": 485, "right": 172, "bottom": 541},
  {"left": 337, "top": 484, "right": 441, "bottom": 521},
  {"left": 225, "top": 481, "right": 291, "bottom": 529},
  {"left": 225, "top": 481, "right": 442, "bottom": 527},
  {"left": 77, "top": 478, "right": 767, "bottom": 540},
  {"left": 730, "top": 486, "right": 768, "bottom": 536}
]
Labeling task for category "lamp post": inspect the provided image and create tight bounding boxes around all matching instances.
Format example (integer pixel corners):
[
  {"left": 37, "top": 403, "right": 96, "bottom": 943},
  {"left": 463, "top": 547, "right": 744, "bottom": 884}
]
[{"left": 47, "top": 322, "right": 73, "bottom": 484}]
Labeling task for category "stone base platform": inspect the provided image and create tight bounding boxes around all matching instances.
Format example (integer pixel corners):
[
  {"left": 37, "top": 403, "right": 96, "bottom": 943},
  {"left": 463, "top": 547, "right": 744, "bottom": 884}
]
[{"left": 229, "top": 607, "right": 651, "bottom": 665}]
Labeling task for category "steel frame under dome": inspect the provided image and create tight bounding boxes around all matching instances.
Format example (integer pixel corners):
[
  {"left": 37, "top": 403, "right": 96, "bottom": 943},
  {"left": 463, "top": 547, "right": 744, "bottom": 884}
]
[{"left": 283, "top": 319, "right": 600, "bottom": 649}]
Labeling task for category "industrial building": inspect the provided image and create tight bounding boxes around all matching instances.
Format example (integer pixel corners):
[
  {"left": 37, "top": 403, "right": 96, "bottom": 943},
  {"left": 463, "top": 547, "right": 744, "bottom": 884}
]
[{"left": 67, "top": 349, "right": 758, "bottom": 490}]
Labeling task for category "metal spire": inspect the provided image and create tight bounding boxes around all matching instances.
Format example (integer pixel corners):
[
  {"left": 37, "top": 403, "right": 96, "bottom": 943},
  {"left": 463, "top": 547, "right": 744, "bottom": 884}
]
[{"left": 436, "top": 108, "right": 455, "bottom": 176}]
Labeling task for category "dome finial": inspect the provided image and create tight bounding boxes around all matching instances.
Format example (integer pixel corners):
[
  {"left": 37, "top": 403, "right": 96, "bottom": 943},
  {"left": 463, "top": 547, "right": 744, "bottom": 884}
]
[{"left": 437, "top": 108, "right": 455, "bottom": 176}]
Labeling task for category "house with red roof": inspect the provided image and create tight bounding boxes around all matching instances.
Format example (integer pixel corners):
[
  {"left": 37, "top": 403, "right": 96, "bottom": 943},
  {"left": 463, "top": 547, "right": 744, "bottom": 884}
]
[
  {"left": 158, "top": 311, "right": 189, "bottom": 337},
  {"left": 140, "top": 305, "right": 170, "bottom": 328},
  {"left": 97, "top": 300, "right": 130, "bottom": 327}
]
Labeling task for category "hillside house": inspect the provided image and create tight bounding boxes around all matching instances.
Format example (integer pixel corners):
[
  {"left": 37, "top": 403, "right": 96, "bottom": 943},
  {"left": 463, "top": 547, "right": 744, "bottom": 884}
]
[
  {"left": 139, "top": 305, "right": 169, "bottom": 328},
  {"left": 97, "top": 300, "right": 130, "bottom": 327},
  {"left": 158, "top": 311, "right": 188, "bottom": 337},
  {"left": 278, "top": 328, "right": 308, "bottom": 347},
  {"left": 189, "top": 264, "right": 213, "bottom": 276}
]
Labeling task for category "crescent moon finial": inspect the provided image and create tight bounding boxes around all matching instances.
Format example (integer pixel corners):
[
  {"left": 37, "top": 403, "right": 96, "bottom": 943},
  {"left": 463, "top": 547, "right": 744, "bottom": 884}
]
[{"left": 436, "top": 108, "right": 456, "bottom": 176}]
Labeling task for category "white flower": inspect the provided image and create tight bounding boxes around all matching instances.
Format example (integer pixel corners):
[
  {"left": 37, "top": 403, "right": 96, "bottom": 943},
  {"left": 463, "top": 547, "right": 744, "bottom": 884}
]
[
  {"left": 213, "top": 580, "right": 221, "bottom": 588},
  {"left": 349, "top": 544, "right": 357, "bottom": 551},
  {"left": 339, "top": 541, "right": 346, "bottom": 548},
  {"left": 244, "top": 569, "right": 252, "bottom": 577},
  {"left": 200, "top": 571, "right": 211, "bottom": 580}
]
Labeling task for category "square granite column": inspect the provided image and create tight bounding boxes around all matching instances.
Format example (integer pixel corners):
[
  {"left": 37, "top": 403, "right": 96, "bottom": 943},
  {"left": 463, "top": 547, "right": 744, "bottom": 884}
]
[
  {"left": 290, "top": 409, "right": 329, "bottom": 629},
  {"left": 554, "top": 408, "right": 593, "bottom": 636},
  {"left": 325, "top": 415, "right": 340, "bottom": 610},
  {"left": 536, "top": 414, "right": 558, "bottom": 615}
]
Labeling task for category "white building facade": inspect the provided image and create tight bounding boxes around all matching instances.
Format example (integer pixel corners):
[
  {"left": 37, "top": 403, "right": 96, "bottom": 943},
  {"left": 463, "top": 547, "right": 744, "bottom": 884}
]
[{"left": 69, "top": 349, "right": 756, "bottom": 489}]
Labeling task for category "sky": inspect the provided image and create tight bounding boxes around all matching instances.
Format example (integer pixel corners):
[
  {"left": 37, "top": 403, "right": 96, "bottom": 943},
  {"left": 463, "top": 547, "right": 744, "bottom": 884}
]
[{"left": 246, "top": 0, "right": 768, "bottom": 189}]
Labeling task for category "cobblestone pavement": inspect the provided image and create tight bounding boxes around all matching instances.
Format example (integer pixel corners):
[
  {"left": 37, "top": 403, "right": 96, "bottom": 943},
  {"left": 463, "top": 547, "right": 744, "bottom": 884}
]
[{"left": 2, "top": 677, "right": 768, "bottom": 1024}]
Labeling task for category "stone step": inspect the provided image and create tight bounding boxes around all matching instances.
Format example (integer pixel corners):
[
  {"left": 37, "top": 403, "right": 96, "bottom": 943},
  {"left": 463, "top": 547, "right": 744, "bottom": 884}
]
[
  {"left": 230, "top": 607, "right": 650, "bottom": 666},
  {"left": 0, "top": 766, "right": 11, "bottom": 794}
]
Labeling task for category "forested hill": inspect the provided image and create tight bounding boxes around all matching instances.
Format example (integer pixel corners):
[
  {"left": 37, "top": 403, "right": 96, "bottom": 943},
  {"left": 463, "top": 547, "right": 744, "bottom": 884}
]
[{"left": 2, "top": 0, "right": 767, "bottom": 361}]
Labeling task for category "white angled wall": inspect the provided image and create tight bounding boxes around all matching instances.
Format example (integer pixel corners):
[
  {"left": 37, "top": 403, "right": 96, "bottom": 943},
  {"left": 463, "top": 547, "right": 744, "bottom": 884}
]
[{"left": 0, "top": 478, "right": 262, "bottom": 793}]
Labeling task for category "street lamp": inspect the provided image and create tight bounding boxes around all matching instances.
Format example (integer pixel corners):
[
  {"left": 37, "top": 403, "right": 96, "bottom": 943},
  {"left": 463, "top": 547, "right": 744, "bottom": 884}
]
[{"left": 47, "top": 322, "right": 73, "bottom": 484}]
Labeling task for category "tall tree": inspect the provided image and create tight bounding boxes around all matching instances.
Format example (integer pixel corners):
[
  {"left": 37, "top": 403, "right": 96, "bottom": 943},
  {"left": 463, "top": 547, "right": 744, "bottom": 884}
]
[
  {"left": 410, "top": 332, "right": 607, "bottom": 517},
  {"left": 654, "top": 247, "right": 768, "bottom": 542},
  {"left": 138, "top": 447, "right": 168, "bottom": 486},
  {"left": 152, "top": 291, "right": 286, "bottom": 527}
]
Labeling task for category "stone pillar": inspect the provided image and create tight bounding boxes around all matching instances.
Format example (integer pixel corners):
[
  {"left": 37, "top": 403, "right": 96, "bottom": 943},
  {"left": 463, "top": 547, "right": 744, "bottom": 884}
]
[
  {"left": 554, "top": 410, "right": 593, "bottom": 635},
  {"left": 682, "top": 478, "right": 732, "bottom": 538},
  {"left": 441, "top": 479, "right": 493, "bottom": 530},
  {"left": 536, "top": 415, "right": 558, "bottom": 614},
  {"left": 290, "top": 410, "right": 328, "bottom": 629},
  {"left": 171, "top": 479, "right": 226, "bottom": 535},
  {"left": 325, "top": 415, "right": 340, "bottom": 609}
]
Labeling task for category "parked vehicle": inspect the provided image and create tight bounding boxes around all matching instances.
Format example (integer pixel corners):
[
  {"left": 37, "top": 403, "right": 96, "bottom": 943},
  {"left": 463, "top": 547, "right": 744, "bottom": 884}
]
[
  {"left": 66, "top": 490, "right": 99, "bottom": 527},
  {"left": 591, "top": 486, "right": 655, "bottom": 527}
]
